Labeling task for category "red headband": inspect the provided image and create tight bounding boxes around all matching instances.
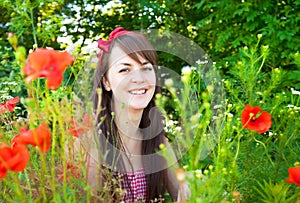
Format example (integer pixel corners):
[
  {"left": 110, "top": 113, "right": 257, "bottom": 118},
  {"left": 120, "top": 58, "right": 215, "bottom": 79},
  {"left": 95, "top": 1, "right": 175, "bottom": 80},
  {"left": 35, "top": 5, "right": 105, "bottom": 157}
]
[{"left": 98, "top": 27, "right": 132, "bottom": 70}]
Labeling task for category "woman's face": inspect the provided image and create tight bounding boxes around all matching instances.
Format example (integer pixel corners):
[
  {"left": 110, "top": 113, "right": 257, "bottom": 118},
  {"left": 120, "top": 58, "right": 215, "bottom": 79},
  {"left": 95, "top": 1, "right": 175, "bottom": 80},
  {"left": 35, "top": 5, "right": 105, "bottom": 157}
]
[{"left": 103, "top": 46, "right": 156, "bottom": 111}]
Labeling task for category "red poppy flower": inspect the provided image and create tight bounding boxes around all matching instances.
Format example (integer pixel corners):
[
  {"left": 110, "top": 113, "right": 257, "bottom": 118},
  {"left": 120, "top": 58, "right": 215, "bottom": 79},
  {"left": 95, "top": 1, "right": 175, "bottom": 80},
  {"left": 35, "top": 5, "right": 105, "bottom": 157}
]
[
  {"left": 0, "top": 142, "right": 30, "bottom": 178},
  {"left": 22, "top": 48, "right": 75, "bottom": 90},
  {"left": 286, "top": 166, "right": 300, "bottom": 187},
  {"left": 0, "top": 97, "right": 20, "bottom": 114},
  {"left": 68, "top": 114, "right": 91, "bottom": 138},
  {"left": 12, "top": 123, "right": 51, "bottom": 153},
  {"left": 241, "top": 105, "right": 272, "bottom": 134}
]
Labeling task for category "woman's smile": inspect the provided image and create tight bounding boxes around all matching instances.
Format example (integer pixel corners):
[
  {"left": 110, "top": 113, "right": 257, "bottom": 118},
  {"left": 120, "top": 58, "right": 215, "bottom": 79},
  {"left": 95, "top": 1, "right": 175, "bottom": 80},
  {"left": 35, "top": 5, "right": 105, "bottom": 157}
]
[{"left": 129, "top": 88, "right": 147, "bottom": 95}]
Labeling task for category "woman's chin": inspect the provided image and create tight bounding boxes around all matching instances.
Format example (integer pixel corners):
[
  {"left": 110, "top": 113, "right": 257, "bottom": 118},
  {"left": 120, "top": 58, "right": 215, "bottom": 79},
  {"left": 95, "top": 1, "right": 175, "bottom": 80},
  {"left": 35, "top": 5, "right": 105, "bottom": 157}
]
[{"left": 128, "top": 103, "right": 149, "bottom": 111}]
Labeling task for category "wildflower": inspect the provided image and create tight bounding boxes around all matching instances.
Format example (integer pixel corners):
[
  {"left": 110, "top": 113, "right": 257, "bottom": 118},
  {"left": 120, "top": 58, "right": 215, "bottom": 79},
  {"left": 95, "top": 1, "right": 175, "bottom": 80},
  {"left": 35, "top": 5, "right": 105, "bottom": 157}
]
[
  {"left": 241, "top": 105, "right": 272, "bottom": 134},
  {"left": 204, "top": 102, "right": 210, "bottom": 108},
  {"left": 68, "top": 114, "right": 91, "bottom": 138},
  {"left": 195, "top": 169, "right": 203, "bottom": 179},
  {"left": 227, "top": 113, "right": 234, "bottom": 118},
  {"left": 176, "top": 168, "right": 186, "bottom": 182},
  {"left": 212, "top": 116, "right": 219, "bottom": 121},
  {"left": 0, "top": 143, "right": 30, "bottom": 178},
  {"left": 262, "top": 45, "right": 269, "bottom": 50},
  {"left": 22, "top": 48, "right": 75, "bottom": 90},
  {"left": 0, "top": 97, "right": 19, "bottom": 114},
  {"left": 257, "top": 34, "right": 262, "bottom": 39},
  {"left": 286, "top": 166, "right": 300, "bottom": 187},
  {"left": 196, "top": 59, "right": 209, "bottom": 65},
  {"left": 291, "top": 88, "right": 300, "bottom": 95},
  {"left": 274, "top": 68, "right": 280, "bottom": 73},
  {"left": 181, "top": 66, "right": 192, "bottom": 76},
  {"left": 232, "top": 190, "right": 242, "bottom": 203},
  {"left": 206, "top": 85, "right": 214, "bottom": 93},
  {"left": 159, "top": 143, "right": 166, "bottom": 150},
  {"left": 181, "top": 75, "right": 188, "bottom": 83},
  {"left": 58, "top": 162, "right": 80, "bottom": 180},
  {"left": 213, "top": 104, "right": 222, "bottom": 109},
  {"left": 7, "top": 32, "right": 18, "bottom": 49},
  {"left": 164, "top": 78, "right": 173, "bottom": 88},
  {"left": 12, "top": 123, "right": 51, "bottom": 153},
  {"left": 15, "top": 46, "right": 27, "bottom": 64},
  {"left": 155, "top": 93, "right": 162, "bottom": 99}
]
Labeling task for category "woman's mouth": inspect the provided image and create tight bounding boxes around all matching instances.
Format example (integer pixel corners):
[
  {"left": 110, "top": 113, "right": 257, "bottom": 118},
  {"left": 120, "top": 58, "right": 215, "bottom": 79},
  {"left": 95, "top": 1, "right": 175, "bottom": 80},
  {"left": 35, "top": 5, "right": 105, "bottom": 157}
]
[{"left": 129, "top": 89, "right": 147, "bottom": 95}]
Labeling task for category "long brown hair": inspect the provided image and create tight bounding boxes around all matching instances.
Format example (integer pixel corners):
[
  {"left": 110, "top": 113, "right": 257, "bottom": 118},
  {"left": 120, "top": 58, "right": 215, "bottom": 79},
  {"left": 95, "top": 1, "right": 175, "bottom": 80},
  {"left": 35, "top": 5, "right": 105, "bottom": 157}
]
[{"left": 92, "top": 31, "right": 175, "bottom": 202}]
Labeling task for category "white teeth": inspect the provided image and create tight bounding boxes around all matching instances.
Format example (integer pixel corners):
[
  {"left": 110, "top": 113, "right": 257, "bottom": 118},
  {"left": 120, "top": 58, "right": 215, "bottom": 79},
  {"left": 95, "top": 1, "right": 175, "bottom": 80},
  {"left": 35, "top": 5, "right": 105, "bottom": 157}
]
[{"left": 130, "top": 89, "right": 146, "bottom": 95}]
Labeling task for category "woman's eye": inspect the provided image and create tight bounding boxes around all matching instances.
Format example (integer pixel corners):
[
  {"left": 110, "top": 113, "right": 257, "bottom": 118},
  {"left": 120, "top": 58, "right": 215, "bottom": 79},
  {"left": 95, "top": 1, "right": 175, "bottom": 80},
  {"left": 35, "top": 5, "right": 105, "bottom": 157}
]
[
  {"left": 142, "top": 66, "right": 153, "bottom": 71},
  {"left": 119, "top": 68, "right": 129, "bottom": 73}
]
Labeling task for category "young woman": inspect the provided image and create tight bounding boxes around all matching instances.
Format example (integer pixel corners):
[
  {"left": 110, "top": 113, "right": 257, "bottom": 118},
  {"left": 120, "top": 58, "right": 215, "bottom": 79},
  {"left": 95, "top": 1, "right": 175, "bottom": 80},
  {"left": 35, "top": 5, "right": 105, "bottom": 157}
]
[{"left": 85, "top": 27, "right": 183, "bottom": 202}]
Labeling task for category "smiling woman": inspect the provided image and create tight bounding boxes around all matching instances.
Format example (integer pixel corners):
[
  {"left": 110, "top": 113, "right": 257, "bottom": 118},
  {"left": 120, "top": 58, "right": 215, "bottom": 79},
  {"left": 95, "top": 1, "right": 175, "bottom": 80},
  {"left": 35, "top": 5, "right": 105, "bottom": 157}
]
[
  {"left": 103, "top": 46, "right": 156, "bottom": 111},
  {"left": 74, "top": 27, "right": 187, "bottom": 202}
]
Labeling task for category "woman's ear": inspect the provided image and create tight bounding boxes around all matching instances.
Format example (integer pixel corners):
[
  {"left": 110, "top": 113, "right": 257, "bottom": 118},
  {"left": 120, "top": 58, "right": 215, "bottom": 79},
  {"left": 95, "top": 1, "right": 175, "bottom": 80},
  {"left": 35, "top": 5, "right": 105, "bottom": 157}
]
[{"left": 102, "top": 77, "right": 111, "bottom": 91}]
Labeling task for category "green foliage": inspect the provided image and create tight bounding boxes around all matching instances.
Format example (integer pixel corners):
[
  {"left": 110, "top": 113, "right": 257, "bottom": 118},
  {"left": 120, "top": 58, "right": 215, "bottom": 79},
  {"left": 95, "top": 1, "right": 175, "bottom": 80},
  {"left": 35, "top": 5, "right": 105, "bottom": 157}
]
[
  {"left": 0, "top": 0, "right": 65, "bottom": 49},
  {"left": 195, "top": 0, "right": 300, "bottom": 71},
  {"left": 255, "top": 180, "right": 299, "bottom": 203},
  {"left": 156, "top": 37, "right": 300, "bottom": 202},
  {"left": 2, "top": 0, "right": 299, "bottom": 85},
  {"left": 0, "top": 46, "right": 26, "bottom": 121}
]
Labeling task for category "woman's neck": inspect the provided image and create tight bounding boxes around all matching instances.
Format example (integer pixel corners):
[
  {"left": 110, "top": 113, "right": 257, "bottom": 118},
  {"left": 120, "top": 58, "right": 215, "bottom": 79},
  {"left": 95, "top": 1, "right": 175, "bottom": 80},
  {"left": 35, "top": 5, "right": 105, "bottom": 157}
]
[
  {"left": 113, "top": 102, "right": 144, "bottom": 159},
  {"left": 113, "top": 102, "right": 143, "bottom": 139}
]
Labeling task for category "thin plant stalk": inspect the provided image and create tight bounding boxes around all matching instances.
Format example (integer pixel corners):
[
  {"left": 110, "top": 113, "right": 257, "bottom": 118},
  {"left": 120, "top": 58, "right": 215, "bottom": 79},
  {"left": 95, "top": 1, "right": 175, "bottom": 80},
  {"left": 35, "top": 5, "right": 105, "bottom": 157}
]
[{"left": 24, "top": 169, "right": 33, "bottom": 202}]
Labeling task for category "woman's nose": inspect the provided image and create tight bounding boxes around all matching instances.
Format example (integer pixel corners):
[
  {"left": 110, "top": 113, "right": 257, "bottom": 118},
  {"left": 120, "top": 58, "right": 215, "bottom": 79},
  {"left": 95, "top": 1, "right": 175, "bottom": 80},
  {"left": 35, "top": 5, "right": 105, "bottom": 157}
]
[{"left": 130, "top": 69, "right": 145, "bottom": 83}]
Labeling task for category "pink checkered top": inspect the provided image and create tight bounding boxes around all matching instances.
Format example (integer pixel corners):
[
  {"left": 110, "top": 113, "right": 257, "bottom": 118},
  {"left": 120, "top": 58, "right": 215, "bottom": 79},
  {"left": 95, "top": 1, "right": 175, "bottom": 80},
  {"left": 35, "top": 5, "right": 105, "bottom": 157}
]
[{"left": 121, "top": 168, "right": 147, "bottom": 202}]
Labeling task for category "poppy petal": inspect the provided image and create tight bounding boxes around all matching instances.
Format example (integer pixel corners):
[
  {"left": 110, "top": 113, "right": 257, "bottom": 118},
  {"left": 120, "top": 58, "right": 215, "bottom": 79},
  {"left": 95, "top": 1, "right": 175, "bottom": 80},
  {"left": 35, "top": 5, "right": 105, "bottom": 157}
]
[
  {"left": 286, "top": 166, "right": 300, "bottom": 187},
  {"left": 27, "top": 48, "right": 52, "bottom": 71},
  {"left": 10, "top": 144, "right": 30, "bottom": 172},
  {"left": 22, "top": 48, "right": 74, "bottom": 90},
  {"left": 45, "top": 71, "right": 64, "bottom": 90},
  {"left": 5, "top": 97, "right": 20, "bottom": 112},
  {"left": 12, "top": 127, "right": 36, "bottom": 146},
  {"left": 12, "top": 123, "right": 51, "bottom": 153},
  {"left": 241, "top": 105, "right": 272, "bottom": 134},
  {"left": 33, "top": 123, "right": 51, "bottom": 153},
  {"left": 0, "top": 143, "right": 29, "bottom": 176},
  {"left": 0, "top": 97, "right": 19, "bottom": 114}
]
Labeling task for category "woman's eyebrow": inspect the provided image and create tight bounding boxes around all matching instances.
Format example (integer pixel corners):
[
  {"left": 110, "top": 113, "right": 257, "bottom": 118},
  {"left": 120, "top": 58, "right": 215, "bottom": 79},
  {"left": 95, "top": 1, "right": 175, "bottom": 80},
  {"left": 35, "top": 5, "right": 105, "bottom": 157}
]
[
  {"left": 117, "top": 61, "right": 150, "bottom": 66},
  {"left": 141, "top": 61, "right": 150, "bottom": 65},
  {"left": 117, "top": 62, "right": 131, "bottom": 66}
]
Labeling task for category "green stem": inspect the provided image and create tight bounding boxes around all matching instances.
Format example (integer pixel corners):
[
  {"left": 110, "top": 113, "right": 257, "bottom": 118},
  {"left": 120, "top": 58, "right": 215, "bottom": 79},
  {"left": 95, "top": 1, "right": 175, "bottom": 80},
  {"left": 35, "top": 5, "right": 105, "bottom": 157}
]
[
  {"left": 182, "top": 83, "right": 191, "bottom": 153},
  {"left": 39, "top": 152, "right": 47, "bottom": 201},
  {"left": 246, "top": 141, "right": 250, "bottom": 200},
  {"left": 252, "top": 135, "right": 275, "bottom": 169},
  {"left": 30, "top": 7, "right": 38, "bottom": 47},
  {"left": 24, "top": 169, "right": 33, "bottom": 202},
  {"left": 38, "top": 81, "right": 49, "bottom": 201},
  {"left": 11, "top": 173, "right": 24, "bottom": 200},
  {"left": 248, "top": 52, "right": 255, "bottom": 105},
  {"left": 50, "top": 113, "right": 57, "bottom": 198},
  {"left": 233, "top": 133, "right": 242, "bottom": 163},
  {"left": 255, "top": 55, "right": 266, "bottom": 77},
  {"left": 53, "top": 101, "right": 68, "bottom": 201}
]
